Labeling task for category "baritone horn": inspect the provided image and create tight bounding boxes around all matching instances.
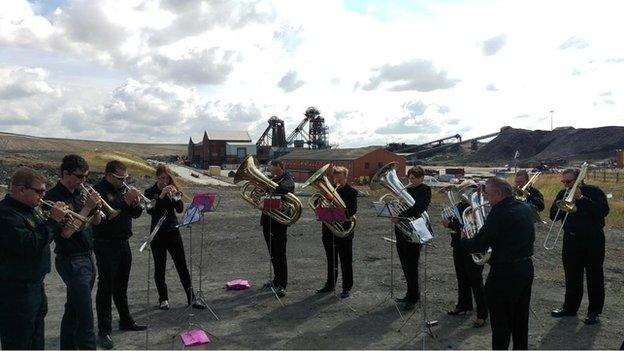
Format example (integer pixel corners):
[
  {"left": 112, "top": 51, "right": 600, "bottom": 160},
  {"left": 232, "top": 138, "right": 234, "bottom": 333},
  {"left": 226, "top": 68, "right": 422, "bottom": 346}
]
[
  {"left": 301, "top": 164, "right": 356, "bottom": 238},
  {"left": 234, "top": 156, "right": 302, "bottom": 226}
]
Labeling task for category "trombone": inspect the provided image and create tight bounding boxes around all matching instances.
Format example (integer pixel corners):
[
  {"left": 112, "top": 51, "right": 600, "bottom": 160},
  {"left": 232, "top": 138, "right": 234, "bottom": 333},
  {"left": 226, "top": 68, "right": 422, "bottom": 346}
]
[
  {"left": 38, "top": 199, "right": 90, "bottom": 231},
  {"left": 543, "top": 162, "right": 588, "bottom": 250},
  {"left": 515, "top": 172, "right": 541, "bottom": 201}
]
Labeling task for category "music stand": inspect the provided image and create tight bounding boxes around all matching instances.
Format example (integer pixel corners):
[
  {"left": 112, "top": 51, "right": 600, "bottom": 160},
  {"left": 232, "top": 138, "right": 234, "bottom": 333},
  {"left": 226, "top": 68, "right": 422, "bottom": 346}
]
[
  {"left": 190, "top": 192, "right": 220, "bottom": 320},
  {"left": 139, "top": 210, "right": 169, "bottom": 350},
  {"left": 315, "top": 206, "right": 357, "bottom": 313},
  {"left": 260, "top": 194, "right": 285, "bottom": 306},
  {"left": 170, "top": 203, "right": 213, "bottom": 348}
]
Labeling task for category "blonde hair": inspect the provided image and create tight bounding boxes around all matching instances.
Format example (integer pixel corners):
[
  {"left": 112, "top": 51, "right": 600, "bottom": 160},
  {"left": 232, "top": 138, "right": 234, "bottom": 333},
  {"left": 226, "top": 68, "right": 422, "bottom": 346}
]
[{"left": 333, "top": 166, "right": 349, "bottom": 177}]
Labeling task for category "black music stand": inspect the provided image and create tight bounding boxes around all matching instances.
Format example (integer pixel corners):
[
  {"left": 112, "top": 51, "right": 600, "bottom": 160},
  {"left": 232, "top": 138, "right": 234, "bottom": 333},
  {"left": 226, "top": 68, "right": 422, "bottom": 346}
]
[
  {"left": 170, "top": 204, "right": 213, "bottom": 348},
  {"left": 314, "top": 206, "right": 357, "bottom": 313},
  {"left": 139, "top": 210, "right": 169, "bottom": 350},
  {"left": 260, "top": 194, "right": 285, "bottom": 306}
]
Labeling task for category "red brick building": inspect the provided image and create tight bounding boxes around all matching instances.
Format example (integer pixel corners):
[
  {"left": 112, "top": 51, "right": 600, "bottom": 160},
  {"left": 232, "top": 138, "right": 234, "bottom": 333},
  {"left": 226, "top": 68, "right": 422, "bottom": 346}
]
[
  {"left": 276, "top": 146, "right": 406, "bottom": 184},
  {"left": 188, "top": 130, "right": 252, "bottom": 168}
]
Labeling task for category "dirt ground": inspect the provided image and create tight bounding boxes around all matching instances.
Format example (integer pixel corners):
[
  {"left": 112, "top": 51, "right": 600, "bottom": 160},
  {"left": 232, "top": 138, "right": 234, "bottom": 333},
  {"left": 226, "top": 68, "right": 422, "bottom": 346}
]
[{"left": 29, "top": 186, "right": 624, "bottom": 349}]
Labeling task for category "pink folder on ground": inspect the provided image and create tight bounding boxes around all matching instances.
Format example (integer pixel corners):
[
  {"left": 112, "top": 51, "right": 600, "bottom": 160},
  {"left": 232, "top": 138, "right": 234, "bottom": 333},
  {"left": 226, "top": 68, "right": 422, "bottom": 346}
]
[
  {"left": 226, "top": 279, "right": 251, "bottom": 290},
  {"left": 316, "top": 207, "right": 347, "bottom": 222},
  {"left": 180, "top": 329, "right": 210, "bottom": 346}
]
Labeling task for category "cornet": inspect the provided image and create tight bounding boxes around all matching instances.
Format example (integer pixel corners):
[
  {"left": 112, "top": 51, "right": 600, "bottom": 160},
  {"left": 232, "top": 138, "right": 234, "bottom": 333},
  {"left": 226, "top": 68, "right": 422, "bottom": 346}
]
[
  {"left": 543, "top": 162, "right": 588, "bottom": 250},
  {"left": 121, "top": 182, "right": 156, "bottom": 210},
  {"left": 38, "top": 199, "right": 90, "bottom": 231},
  {"left": 80, "top": 184, "right": 120, "bottom": 220}
]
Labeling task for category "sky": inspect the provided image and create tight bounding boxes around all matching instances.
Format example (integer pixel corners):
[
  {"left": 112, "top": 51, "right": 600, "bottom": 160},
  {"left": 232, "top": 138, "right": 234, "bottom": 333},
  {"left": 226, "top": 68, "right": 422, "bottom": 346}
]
[{"left": 0, "top": 0, "right": 622, "bottom": 147}]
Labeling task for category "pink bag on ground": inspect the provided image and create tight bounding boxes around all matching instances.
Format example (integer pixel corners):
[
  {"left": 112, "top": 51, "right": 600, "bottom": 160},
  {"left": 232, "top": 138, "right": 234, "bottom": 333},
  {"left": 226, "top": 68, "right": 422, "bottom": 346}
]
[
  {"left": 226, "top": 279, "right": 251, "bottom": 290},
  {"left": 180, "top": 329, "right": 210, "bottom": 346}
]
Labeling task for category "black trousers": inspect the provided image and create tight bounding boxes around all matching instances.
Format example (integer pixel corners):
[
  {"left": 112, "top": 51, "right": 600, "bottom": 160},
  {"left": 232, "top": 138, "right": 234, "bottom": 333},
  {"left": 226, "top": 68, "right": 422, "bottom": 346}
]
[
  {"left": 0, "top": 280, "right": 47, "bottom": 350},
  {"left": 55, "top": 254, "right": 97, "bottom": 350},
  {"left": 452, "top": 246, "right": 487, "bottom": 319},
  {"left": 485, "top": 260, "right": 534, "bottom": 350},
  {"left": 321, "top": 229, "right": 353, "bottom": 291},
  {"left": 561, "top": 231, "right": 605, "bottom": 315},
  {"left": 395, "top": 227, "right": 421, "bottom": 302},
  {"left": 263, "top": 221, "right": 288, "bottom": 289},
  {"left": 150, "top": 229, "right": 192, "bottom": 303},
  {"left": 94, "top": 240, "right": 134, "bottom": 336}
]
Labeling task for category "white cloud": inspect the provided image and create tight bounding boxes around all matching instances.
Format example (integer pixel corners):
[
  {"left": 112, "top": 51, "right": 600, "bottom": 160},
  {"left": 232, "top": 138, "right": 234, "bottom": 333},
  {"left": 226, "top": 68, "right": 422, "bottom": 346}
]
[
  {"left": 559, "top": 36, "right": 589, "bottom": 50},
  {"left": 0, "top": 67, "right": 57, "bottom": 99},
  {"left": 361, "top": 59, "right": 459, "bottom": 92},
  {"left": 482, "top": 34, "right": 507, "bottom": 56},
  {"left": 277, "top": 70, "right": 305, "bottom": 92}
]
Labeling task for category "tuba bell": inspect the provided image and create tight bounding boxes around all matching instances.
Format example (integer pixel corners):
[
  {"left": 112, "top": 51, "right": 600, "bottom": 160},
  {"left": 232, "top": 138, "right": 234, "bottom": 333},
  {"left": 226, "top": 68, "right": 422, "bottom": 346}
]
[
  {"left": 301, "top": 164, "right": 356, "bottom": 238},
  {"left": 460, "top": 186, "right": 492, "bottom": 265},
  {"left": 370, "top": 162, "right": 431, "bottom": 244},
  {"left": 234, "top": 156, "right": 302, "bottom": 226}
]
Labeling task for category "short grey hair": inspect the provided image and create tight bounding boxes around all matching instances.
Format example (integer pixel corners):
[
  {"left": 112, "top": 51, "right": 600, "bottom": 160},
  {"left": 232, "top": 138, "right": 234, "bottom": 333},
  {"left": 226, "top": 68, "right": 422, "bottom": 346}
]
[{"left": 486, "top": 177, "right": 513, "bottom": 197}]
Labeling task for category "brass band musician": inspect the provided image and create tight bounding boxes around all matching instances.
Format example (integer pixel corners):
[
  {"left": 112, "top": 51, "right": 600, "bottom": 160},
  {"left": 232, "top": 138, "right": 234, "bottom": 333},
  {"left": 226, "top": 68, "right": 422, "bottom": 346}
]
[{"left": 514, "top": 170, "right": 544, "bottom": 216}]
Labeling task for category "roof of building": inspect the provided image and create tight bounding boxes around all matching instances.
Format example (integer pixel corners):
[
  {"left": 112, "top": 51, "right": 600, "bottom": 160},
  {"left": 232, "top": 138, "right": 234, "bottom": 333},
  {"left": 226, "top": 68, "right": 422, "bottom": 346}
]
[
  {"left": 277, "top": 146, "right": 390, "bottom": 161},
  {"left": 226, "top": 142, "right": 256, "bottom": 147},
  {"left": 190, "top": 130, "right": 251, "bottom": 145}
]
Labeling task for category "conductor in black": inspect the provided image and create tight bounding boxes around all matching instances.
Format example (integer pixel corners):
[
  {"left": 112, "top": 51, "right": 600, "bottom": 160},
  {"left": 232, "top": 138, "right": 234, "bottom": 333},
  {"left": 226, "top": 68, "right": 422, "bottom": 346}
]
[
  {"left": 549, "top": 167, "right": 609, "bottom": 325},
  {"left": 459, "top": 177, "right": 535, "bottom": 350},
  {"left": 261, "top": 159, "right": 295, "bottom": 298}
]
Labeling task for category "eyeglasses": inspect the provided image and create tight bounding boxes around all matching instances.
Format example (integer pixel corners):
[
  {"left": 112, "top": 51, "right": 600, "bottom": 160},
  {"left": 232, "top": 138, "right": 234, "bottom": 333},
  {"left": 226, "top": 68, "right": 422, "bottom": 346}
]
[
  {"left": 27, "top": 187, "right": 46, "bottom": 195},
  {"left": 72, "top": 172, "right": 88, "bottom": 179},
  {"left": 111, "top": 173, "right": 129, "bottom": 180}
]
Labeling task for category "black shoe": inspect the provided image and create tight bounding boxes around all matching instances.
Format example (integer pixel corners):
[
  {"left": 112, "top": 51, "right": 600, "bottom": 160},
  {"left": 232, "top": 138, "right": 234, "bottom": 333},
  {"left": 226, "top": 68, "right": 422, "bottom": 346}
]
[
  {"left": 276, "top": 287, "right": 286, "bottom": 298},
  {"left": 119, "top": 322, "right": 147, "bottom": 331},
  {"left": 584, "top": 314, "right": 600, "bottom": 325},
  {"left": 316, "top": 285, "right": 334, "bottom": 293},
  {"left": 551, "top": 308, "right": 577, "bottom": 317},
  {"left": 339, "top": 290, "right": 350, "bottom": 299},
  {"left": 395, "top": 296, "right": 407, "bottom": 303},
  {"left": 98, "top": 334, "right": 114, "bottom": 350}
]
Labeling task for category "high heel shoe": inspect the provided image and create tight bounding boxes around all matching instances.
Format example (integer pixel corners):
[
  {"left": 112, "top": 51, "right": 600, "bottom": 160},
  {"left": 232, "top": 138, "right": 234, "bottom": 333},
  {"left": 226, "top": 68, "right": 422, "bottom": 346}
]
[{"left": 473, "top": 318, "right": 486, "bottom": 328}]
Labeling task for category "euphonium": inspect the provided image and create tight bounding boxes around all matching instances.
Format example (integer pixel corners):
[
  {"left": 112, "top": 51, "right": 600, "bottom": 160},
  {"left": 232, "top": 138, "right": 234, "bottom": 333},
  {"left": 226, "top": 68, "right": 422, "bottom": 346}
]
[
  {"left": 440, "top": 186, "right": 463, "bottom": 224},
  {"left": 544, "top": 162, "right": 588, "bottom": 250},
  {"left": 234, "top": 156, "right": 302, "bottom": 226},
  {"left": 370, "top": 162, "right": 431, "bottom": 244},
  {"left": 515, "top": 172, "right": 541, "bottom": 201},
  {"left": 301, "top": 164, "right": 356, "bottom": 238},
  {"left": 38, "top": 199, "right": 90, "bottom": 231},
  {"left": 461, "top": 188, "right": 492, "bottom": 265}
]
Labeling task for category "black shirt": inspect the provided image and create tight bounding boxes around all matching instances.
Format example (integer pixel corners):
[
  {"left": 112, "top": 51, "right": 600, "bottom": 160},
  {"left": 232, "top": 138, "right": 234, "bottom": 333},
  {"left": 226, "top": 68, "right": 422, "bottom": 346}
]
[
  {"left": 44, "top": 181, "right": 94, "bottom": 255},
  {"left": 549, "top": 184, "right": 609, "bottom": 234},
  {"left": 460, "top": 196, "right": 535, "bottom": 266},
  {"left": 260, "top": 170, "right": 296, "bottom": 226},
  {"left": 398, "top": 183, "right": 431, "bottom": 219},
  {"left": 321, "top": 183, "right": 358, "bottom": 236},
  {"left": 92, "top": 178, "right": 143, "bottom": 241},
  {"left": 0, "top": 195, "right": 57, "bottom": 282},
  {"left": 144, "top": 183, "right": 184, "bottom": 233}
]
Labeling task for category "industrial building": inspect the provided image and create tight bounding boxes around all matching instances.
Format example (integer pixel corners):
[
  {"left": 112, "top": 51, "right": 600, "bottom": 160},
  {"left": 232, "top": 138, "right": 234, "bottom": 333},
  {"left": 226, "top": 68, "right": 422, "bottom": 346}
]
[
  {"left": 188, "top": 130, "right": 255, "bottom": 168},
  {"left": 276, "top": 146, "right": 405, "bottom": 184}
]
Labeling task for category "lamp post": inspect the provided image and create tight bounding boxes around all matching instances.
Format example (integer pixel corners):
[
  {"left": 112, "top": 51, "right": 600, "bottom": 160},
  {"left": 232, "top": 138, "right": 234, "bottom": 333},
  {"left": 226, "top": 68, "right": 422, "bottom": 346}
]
[{"left": 550, "top": 110, "right": 554, "bottom": 130}]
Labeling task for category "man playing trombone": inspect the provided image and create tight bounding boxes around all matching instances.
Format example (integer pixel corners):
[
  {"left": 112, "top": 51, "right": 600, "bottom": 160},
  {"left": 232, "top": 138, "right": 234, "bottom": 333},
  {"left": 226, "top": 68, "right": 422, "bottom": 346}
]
[
  {"left": 44, "top": 154, "right": 102, "bottom": 349},
  {"left": 549, "top": 167, "right": 609, "bottom": 325},
  {"left": 514, "top": 170, "right": 544, "bottom": 216},
  {"left": 0, "top": 167, "right": 66, "bottom": 349},
  {"left": 92, "top": 160, "right": 145, "bottom": 349},
  {"left": 315, "top": 166, "right": 358, "bottom": 298}
]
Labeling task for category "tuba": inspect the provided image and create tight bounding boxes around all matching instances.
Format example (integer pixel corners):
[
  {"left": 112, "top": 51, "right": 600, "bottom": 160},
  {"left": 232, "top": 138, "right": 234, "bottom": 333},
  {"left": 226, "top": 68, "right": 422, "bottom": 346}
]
[
  {"left": 544, "top": 162, "right": 588, "bottom": 250},
  {"left": 301, "top": 164, "right": 356, "bottom": 238},
  {"left": 234, "top": 156, "right": 302, "bottom": 226},
  {"left": 370, "top": 162, "right": 431, "bottom": 244},
  {"left": 461, "top": 187, "right": 492, "bottom": 265},
  {"left": 515, "top": 172, "right": 541, "bottom": 201}
]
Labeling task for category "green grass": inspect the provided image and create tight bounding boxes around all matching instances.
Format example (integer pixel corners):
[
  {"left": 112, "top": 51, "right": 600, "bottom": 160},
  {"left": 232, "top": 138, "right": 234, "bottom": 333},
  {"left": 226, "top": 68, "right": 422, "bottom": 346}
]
[{"left": 81, "top": 151, "right": 155, "bottom": 177}]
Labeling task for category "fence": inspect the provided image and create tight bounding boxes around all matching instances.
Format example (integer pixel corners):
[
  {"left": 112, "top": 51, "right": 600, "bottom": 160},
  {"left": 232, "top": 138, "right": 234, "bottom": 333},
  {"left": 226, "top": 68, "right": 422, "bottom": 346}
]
[{"left": 586, "top": 169, "right": 623, "bottom": 183}]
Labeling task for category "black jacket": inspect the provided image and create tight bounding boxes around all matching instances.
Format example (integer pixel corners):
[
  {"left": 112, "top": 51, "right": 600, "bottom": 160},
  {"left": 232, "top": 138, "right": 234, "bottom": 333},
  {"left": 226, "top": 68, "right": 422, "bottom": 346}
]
[
  {"left": 144, "top": 183, "right": 184, "bottom": 233},
  {"left": 460, "top": 196, "right": 535, "bottom": 266},
  {"left": 92, "top": 178, "right": 143, "bottom": 241},
  {"left": 0, "top": 195, "right": 57, "bottom": 282},
  {"left": 525, "top": 186, "right": 545, "bottom": 212},
  {"left": 321, "top": 183, "right": 358, "bottom": 237},
  {"left": 549, "top": 183, "right": 609, "bottom": 234},
  {"left": 260, "top": 170, "right": 296, "bottom": 227},
  {"left": 44, "top": 181, "right": 94, "bottom": 255}
]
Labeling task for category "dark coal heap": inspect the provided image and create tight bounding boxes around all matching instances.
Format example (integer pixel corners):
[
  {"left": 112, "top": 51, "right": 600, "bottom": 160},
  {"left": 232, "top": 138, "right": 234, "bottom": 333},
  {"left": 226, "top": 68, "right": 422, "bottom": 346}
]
[{"left": 470, "top": 126, "right": 624, "bottom": 163}]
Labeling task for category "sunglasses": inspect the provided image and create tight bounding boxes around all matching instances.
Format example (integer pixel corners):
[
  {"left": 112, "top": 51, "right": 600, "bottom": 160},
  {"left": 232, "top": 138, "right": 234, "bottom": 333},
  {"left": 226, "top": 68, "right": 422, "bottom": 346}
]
[
  {"left": 72, "top": 172, "right": 88, "bottom": 179},
  {"left": 27, "top": 187, "right": 46, "bottom": 195},
  {"left": 111, "top": 173, "right": 129, "bottom": 180}
]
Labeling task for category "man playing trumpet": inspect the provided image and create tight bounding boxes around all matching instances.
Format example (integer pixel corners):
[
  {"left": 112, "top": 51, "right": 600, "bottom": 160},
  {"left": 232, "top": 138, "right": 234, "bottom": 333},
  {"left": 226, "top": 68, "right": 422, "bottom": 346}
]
[
  {"left": 0, "top": 167, "right": 66, "bottom": 349},
  {"left": 44, "top": 154, "right": 103, "bottom": 349},
  {"left": 315, "top": 166, "right": 358, "bottom": 298}
]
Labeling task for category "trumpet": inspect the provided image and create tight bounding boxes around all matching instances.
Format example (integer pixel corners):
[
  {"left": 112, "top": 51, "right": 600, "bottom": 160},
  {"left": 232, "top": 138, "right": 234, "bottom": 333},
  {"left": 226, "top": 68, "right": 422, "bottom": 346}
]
[
  {"left": 234, "top": 156, "right": 302, "bottom": 226},
  {"left": 544, "top": 162, "right": 588, "bottom": 250},
  {"left": 38, "top": 199, "right": 90, "bottom": 231},
  {"left": 80, "top": 184, "right": 120, "bottom": 220},
  {"left": 515, "top": 172, "right": 541, "bottom": 201},
  {"left": 301, "top": 164, "right": 356, "bottom": 238},
  {"left": 121, "top": 182, "right": 155, "bottom": 210}
]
